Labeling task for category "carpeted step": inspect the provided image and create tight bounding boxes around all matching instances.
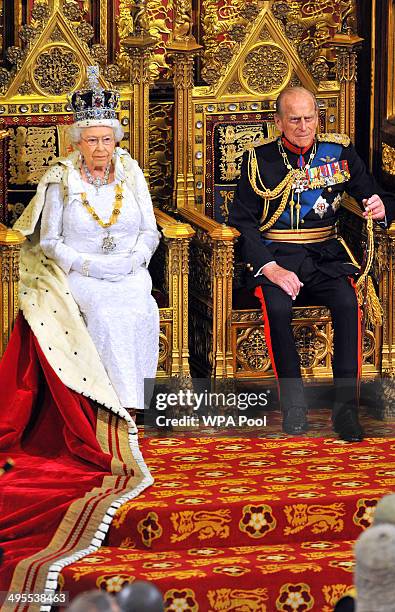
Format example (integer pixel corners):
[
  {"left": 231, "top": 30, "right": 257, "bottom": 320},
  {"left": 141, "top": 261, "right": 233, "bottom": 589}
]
[
  {"left": 105, "top": 436, "right": 392, "bottom": 552},
  {"left": 60, "top": 539, "right": 355, "bottom": 611}
]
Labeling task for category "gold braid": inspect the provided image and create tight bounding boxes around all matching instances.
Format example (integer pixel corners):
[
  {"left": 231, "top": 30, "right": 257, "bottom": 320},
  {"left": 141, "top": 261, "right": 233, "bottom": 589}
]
[
  {"left": 355, "top": 212, "right": 383, "bottom": 326},
  {"left": 247, "top": 148, "right": 306, "bottom": 232},
  {"left": 339, "top": 214, "right": 382, "bottom": 326}
]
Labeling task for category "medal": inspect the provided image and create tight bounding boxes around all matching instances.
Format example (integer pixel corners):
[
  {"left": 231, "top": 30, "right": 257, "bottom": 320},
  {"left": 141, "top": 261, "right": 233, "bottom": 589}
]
[{"left": 313, "top": 196, "right": 329, "bottom": 219}]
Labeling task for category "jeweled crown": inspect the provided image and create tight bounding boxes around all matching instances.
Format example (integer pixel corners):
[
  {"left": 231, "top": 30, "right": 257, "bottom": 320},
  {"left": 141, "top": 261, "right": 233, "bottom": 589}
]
[{"left": 69, "top": 66, "right": 119, "bottom": 122}]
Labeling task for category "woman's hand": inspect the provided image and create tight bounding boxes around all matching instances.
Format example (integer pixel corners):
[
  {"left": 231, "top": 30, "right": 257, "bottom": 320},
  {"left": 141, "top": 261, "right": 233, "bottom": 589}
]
[{"left": 72, "top": 254, "right": 133, "bottom": 280}]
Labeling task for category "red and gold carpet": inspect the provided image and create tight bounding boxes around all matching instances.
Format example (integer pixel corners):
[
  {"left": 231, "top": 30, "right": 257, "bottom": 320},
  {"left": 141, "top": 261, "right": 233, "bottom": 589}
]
[
  {"left": 1, "top": 319, "right": 394, "bottom": 611},
  {"left": 60, "top": 434, "right": 395, "bottom": 611}
]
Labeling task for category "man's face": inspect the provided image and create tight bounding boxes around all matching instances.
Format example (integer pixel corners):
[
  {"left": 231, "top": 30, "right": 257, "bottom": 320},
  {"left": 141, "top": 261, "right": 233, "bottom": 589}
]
[
  {"left": 274, "top": 91, "right": 318, "bottom": 148},
  {"left": 77, "top": 126, "right": 116, "bottom": 169}
]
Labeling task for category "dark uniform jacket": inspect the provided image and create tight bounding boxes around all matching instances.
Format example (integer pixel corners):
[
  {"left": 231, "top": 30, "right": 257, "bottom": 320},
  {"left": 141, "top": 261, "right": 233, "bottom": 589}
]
[{"left": 229, "top": 136, "right": 395, "bottom": 290}]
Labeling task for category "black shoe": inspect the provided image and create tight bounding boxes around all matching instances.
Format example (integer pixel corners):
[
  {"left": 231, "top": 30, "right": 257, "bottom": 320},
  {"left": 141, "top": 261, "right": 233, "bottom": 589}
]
[
  {"left": 282, "top": 407, "right": 309, "bottom": 435},
  {"left": 333, "top": 408, "right": 364, "bottom": 442}
]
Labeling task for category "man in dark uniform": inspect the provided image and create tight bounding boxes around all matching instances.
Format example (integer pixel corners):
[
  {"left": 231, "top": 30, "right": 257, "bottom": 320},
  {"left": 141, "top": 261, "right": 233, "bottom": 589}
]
[{"left": 229, "top": 87, "right": 395, "bottom": 441}]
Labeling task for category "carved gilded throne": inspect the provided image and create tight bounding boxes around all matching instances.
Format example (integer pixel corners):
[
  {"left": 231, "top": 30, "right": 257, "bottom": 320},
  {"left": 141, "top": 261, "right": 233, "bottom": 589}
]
[
  {"left": 168, "top": 1, "right": 395, "bottom": 387},
  {"left": 0, "top": 2, "right": 194, "bottom": 378}
]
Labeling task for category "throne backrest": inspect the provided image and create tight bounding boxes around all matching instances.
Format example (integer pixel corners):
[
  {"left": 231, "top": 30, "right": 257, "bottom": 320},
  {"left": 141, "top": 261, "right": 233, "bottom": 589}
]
[
  {"left": 1, "top": 105, "right": 131, "bottom": 227},
  {"left": 0, "top": 6, "right": 132, "bottom": 227},
  {"left": 202, "top": 106, "right": 327, "bottom": 224},
  {"left": 189, "top": 4, "right": 358, "bottom": 223}
]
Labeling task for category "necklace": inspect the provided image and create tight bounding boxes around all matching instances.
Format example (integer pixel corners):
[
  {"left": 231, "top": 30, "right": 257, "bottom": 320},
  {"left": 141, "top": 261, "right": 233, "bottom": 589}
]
[
  {"left": 277, "top": 138, "right": 317, "bottom": 229},
  {"left": 82, "top": 159, "right": 111, "bottom": 194},
  {"left": 80, "top": 182, "right": 124, "bottom": 253},
  {"left": 278, "top": 138, "right": 317, "bottom": 170}
]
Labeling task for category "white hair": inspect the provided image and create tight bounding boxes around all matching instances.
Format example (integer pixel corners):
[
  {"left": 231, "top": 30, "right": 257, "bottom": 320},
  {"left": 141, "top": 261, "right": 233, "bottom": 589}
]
[{"left": 68, "top": 120, "right": 124, "bottom": 145}]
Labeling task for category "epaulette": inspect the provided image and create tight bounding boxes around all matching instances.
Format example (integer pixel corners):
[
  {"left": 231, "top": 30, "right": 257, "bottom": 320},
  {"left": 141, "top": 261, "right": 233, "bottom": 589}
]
[{"left": 317, "top": 132, "right": 350, "bottom": 147}]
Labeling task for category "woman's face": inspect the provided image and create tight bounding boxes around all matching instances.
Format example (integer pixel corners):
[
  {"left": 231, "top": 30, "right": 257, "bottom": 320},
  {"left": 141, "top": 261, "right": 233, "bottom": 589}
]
[{"left": 77, "top": 126, "right": 116, "bottom": 169}]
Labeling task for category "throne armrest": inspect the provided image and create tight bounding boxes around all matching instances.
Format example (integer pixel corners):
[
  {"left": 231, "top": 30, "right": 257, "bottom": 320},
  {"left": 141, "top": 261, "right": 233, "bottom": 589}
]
[
  {"left": 153, "top": 209, "right": 195, "bottom": 309},
  {"left": 153, "top": 209, "right": 195, "bottom": 376},
  {"left": 0, "top": 224, "right": 25, "bottom": 357},
  {"left": 177, "top": 207, "right": 239, "bottom": 242},
  {"left": 177, "top": 207, "right": 239, "bottom": 377}
]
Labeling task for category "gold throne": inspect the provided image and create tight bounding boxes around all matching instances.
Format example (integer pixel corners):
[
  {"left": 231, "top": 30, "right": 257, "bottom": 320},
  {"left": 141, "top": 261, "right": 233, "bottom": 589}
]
[
  {"left": 0, "top": 4, "right": 193, "bottom": 379},
  {"left": 169, "top": 2, "right": 395, "bottom": 394}
]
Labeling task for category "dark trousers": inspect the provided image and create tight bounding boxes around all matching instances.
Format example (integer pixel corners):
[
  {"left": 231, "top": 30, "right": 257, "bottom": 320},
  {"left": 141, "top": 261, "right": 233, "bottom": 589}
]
[{"left": 256, "top": 275, "right": 361, "bottom": 381}]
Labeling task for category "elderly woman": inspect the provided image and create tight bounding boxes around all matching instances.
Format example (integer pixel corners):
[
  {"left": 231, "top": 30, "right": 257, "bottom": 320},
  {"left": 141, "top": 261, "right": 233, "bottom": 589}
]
[
  {"left": 0, "top": 72, "right": 158, "bottom": 601},
  {"left": 13, "top": 72, "right": 160, "bottom": 419}
]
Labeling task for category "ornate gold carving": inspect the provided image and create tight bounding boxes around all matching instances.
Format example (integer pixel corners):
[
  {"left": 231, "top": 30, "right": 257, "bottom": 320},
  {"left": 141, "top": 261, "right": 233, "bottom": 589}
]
[
  {"left": 6, "top": 46, "right": 23, "bottom": 69},
  {"left": 212, "top": 240, "right": 234, "bottom": 279},
  {"left": 232, "top": 310, "right": 262, "bottom": 323},
  {"left": 292, "top": 306, "right": 330, "bottom": 319},
  {"left": 166, "top": 239, "right": 190, "bottom": 276},
  {"left": 19, "top": 24, "right": 40, "bottom": 45},
  {"left": 293, "top": 323, "right": 329, "bottom": 369},
  {"left": 189, "top": 242, "right": 212, "bottom": 297},
  {"left": 49, "top": 26, "right": 65, "bottom": 42},
  {"left": 173, "top": 54, "right": 195, "bottom": 90},
  {"left": 362, "top": 329, "right": 376, "bottom": 363},
  {"left": 226, "top": 80, "right": 242, "bottom": 94},
  {"left": 8, "top": 126, "right": 58, "bottom": 185},
  {"left": 337, "top": 49, "right": 357, "bottom": 83},
  {"left": 91, "top": 43, "right": 107, "bottom": 64},
  {"left": 259, "top": 27, "right": 272, "bottom": 41},
  {"left": 17, "top": 81, "right": 34, "bottom": 95},
  {"left": 173, "top": 0, "right": 193, "bottom": 42},
  {"left": 31, "top": 1, "right": 51, "bottom": 22},
  {"left": 0, "top": 227, "right": 25, "bottom": 359},
  {"left": 0, "top": 67, "right": 11, "bottom": 94},
  {"left": 104, "top": 64, "right": 122, "bottom": 85},
  {"left": 127, "top": 50, "right": 152, "bottom": 86},
  {"left": 129, "top": 0, "right": 151, "bottom": 36},
  {"left": 237, "top": 327, "right": 271, "bottom": 372},
  {"left": 116, "top": 0, "right": 172, "bottom": 81},
  {"left": 201, "top": 0, "right": 261, "bottom": 87},
  {"left": 272, "top": 1, "right": 358, "bottom": 84},
  {"left": 311, "top": 57, "right": 330, "bottom": 80},
  {"left": 62, "top": 0, "right": 83, "bottom": 23},
  {"left": 0, "top": 245, "right": 21, "bottom": 282},
  {"left": 117, "top": 0, "right": 136, "bottom": 41},
  {"left": 75, "top": 21, "right": 94, "bottom": 42},
  {"left": 382, "top": 143, "right": 395, "bottom": 176},
  {"left": 158, "top": 330, "right": 170, "bottom": 366},
  {"left": 32, "top": 46, "right": 81, "bottom": 95},
  {"left": 241, "top": 43, "right": 290, "bottom": 95},
  {"left": 376, "top": 233, "right": 390, "bottom": 273}
]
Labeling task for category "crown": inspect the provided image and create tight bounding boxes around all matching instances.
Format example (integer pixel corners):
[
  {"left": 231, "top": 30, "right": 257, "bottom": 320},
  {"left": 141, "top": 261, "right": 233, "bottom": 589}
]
[{"left": 69, "top": 66, "right": 120, "bottom": 122}]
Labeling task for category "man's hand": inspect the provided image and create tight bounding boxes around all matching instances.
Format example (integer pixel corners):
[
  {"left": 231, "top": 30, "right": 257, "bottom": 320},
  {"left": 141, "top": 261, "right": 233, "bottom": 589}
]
[
  {"left": 362, "top": 194, "right": 386, "bottom": 220},
  {"left": 262, "top": 262, "right": 303, "bottom": 300}
]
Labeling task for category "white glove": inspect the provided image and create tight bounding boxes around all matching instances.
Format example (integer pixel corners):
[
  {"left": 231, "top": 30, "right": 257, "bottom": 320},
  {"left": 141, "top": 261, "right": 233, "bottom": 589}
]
[{"left": 71, "top": 254, "right": 132, "bottom": 280}]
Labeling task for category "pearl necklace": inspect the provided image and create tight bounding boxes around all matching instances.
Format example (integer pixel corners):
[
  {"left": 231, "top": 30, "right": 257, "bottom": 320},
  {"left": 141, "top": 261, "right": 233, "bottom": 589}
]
[{"left": 82, "top": 159, "right": 111, "bottom": 193}]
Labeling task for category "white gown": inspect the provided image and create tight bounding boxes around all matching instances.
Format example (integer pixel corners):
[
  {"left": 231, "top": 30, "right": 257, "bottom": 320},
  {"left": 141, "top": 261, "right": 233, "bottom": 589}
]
[{"left": 39, "top": 161, "right": 160, "bottom": 410}]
